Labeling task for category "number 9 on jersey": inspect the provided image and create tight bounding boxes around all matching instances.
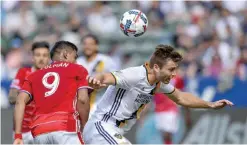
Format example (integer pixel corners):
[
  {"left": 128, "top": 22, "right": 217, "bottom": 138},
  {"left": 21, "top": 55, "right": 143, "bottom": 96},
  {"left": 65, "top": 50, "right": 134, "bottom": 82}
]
[{"left": 42, "top": 72, "right": 60, "bottom": 97}]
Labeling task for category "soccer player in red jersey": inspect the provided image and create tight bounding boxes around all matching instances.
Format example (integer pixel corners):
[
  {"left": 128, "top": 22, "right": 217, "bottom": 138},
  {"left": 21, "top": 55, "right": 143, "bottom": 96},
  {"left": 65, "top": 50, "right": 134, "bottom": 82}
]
[
  {"left": 9, "top": 41, "right": 50, "bottom": 144},
  {"left": 13, "top": 41, "right": 91, "bottom": 144},
  {"left": 154, "top": 74, "right": 187, "bottom": 144}
]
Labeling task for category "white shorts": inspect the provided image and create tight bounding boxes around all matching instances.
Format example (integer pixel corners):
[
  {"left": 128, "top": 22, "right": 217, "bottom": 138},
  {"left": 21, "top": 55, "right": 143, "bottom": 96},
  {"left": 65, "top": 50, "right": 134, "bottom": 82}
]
[
  {"left": 154, "top": 111, "right": 179, "bottom": 133},
  {"left": 34, "top": 131, "right": 83, "bottom": 144},
  {"left": 13, "top": 131, "right": 34, "bottom": 144},
  {"left": 83, "top": 120, "right": 131, "bottom": 144}
]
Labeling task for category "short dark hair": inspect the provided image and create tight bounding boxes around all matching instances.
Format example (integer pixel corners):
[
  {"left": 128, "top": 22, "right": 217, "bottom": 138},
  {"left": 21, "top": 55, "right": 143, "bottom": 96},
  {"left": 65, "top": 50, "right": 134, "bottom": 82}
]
[
  {"left": 50, "top": 41, "right": 78, "bottom": 59},
  {"left": 150, "top": 44, "right": 183, "bottom": 68},
  {"left": 82, "top": 34, "right": 99, "bottom": 45},
  {"left": 31, "top": 41, "right": 50, "bottom": 52}
]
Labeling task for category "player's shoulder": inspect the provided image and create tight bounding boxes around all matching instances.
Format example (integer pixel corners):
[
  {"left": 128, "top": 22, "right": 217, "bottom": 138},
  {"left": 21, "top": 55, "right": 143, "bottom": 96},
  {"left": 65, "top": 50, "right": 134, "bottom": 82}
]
[
  {"left": 117, "top": 65, "right": 146, "bottom": 80},
  {"left": 122, "top": 65, "right": 145, "bottom": 73},
  {"left": 18, "top": 67, "right": 32, "bottom": 73},
  {"left": 70, "top": 62, "right": 88, "bottom": 72},
  {"left": 24, "top": 69, "right": 36, "bottom": 80},
  {"left": 70, "top": 62, "right": 85, "bottom": 68}
]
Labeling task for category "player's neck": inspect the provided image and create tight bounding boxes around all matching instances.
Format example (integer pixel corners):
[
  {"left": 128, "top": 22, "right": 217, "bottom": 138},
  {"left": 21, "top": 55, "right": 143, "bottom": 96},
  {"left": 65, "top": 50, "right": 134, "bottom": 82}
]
[
  {"left": 147, "top": 69, "right": 159, "bottom": 86},
  {"left": 86, "top": 53, "right": 97, "bottom": 63},
  {"left": 144, "top": 62, "right": 159, "bottom": 86},
  {"left": 32, "top": 66, "right": 38, "bottom": 72}
]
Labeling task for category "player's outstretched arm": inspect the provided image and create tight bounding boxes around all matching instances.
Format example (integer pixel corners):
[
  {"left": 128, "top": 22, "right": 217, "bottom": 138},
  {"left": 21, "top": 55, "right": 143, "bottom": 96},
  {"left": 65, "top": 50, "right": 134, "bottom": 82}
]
[
  {"left": 77, "top": 89, "right": 90, "bottom": 130},
  {"left": 87, "top": 73, "right": 116, "bottom": 89},
  {"left": 13, "top": 92, "right": 30, "bottom": 144},
  {"left": 167, "top": 89, "right": 233, "bottom": 109}
]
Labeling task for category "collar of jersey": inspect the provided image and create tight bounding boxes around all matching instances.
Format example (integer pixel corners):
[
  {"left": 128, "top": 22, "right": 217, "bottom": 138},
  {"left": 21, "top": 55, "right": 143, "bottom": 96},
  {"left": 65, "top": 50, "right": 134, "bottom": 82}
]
[{"left": 143, "top": 62, "right": 153, "bottom": 86}]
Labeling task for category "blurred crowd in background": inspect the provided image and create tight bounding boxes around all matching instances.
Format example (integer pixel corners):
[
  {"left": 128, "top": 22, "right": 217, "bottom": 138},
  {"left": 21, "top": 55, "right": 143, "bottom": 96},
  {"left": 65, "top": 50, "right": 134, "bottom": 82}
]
[
  {"left": 1, "top": 0, "right": 247, "bottom": 109},
  {"left": 1, "top": 1, "right": 247, "bottom": 82},
  {"left": 1, "top": 1, "right": 247, "bottom": 144}
]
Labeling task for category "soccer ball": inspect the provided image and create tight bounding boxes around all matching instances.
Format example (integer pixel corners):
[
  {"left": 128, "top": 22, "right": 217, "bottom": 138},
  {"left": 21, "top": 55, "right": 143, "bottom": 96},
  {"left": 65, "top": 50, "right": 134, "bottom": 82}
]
[{"left": 120, "top": 9, "right": 148, "bottom": 37}]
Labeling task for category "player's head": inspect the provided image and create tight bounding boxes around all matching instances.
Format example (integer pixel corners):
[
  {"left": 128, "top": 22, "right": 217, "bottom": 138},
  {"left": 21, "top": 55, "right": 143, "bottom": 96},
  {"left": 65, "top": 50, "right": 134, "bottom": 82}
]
[
  {"left": 31, "top": 41, "right": 50, "bottom": 69},
  {"left": 81, "top": 34, "right": 99, "bottom": 57},
  {"left": 149, "top": 44, "right": 183, "bottom": 84},
  {"left": 50, "top": 41, "right": 78, "bottom": 63}
]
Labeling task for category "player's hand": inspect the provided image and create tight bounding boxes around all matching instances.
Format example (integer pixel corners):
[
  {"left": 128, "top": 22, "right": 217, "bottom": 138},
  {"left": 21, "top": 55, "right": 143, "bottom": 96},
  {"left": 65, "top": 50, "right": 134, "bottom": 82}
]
[
  {"left": 13, "top": 139, "right": 23, "bottom": 145},
  {"left": 210, "top": 99, "right": 234, "bottom": 109},
  {"left": 86, "top": 76, "right": 107, "bottom": 89}
]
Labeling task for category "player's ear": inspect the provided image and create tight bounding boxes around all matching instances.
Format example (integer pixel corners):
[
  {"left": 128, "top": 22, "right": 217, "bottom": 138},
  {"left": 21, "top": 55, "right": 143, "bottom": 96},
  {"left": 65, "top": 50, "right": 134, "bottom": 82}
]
[
  {"left": 63, "top": 50, "right": 68, "bottom": 60},
  {"left": 153, "top": 64, "right": 160, "bottom": 72}
]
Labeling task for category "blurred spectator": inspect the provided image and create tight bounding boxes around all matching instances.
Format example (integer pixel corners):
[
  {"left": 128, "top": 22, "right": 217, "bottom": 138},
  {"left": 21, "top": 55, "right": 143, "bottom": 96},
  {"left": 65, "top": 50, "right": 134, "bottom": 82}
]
[
  {"left": 107, "top": 41, "right": 123, "bottom": 70},
  {"left": 242, "top": 9, "right": 247, "bottom": 35},
  {"left": 222, "top": 1, "right": 247, "bottom": 14},
  {"left": 61, "top": 16, "right": 81, "bottom": 47},
  {"left": 3, "top": 1, "right": 37, "bottom": 38},
  {"left": 202, "top": 36, "right": 240, "bottom": 71},
  {"left": 86, "top": 2, "right": 118, "bottom": 37},
  {"left": 5, "top": 49, "right": 25, "bottom": 80},
  {"left": 236, "top": 47, "right": 247, "bottom": 81},
  {"left": 215, "top": 8, "right": 241, "bottom": 45},
  {"left": 204, "top": 53, "right": 223, "bottom": 78},
  {"left": 146, "top": 1, "right": 165, "bottom": 31}
]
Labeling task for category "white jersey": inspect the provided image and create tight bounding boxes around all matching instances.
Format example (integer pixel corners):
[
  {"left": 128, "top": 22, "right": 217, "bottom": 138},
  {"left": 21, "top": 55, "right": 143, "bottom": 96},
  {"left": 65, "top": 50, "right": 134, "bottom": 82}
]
[
  {"left": 90, "top": 64, "right": 175, "bottom": 134},
  {"left": 77, "top": 53, "right": 118, "bottom": 117}
]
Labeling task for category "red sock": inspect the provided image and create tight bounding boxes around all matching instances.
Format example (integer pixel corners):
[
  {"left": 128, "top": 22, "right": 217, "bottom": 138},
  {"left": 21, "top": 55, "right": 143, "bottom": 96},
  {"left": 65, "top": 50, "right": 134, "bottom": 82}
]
[{"left": 164, "top": 139, "right": 172, "bottom": 144}]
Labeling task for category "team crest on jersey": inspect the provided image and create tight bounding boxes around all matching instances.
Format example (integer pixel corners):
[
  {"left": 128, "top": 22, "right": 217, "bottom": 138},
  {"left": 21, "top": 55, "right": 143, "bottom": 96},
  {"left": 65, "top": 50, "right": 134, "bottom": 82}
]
[{"left": 114, "top": 133, "right": 123, "bottom": 139}]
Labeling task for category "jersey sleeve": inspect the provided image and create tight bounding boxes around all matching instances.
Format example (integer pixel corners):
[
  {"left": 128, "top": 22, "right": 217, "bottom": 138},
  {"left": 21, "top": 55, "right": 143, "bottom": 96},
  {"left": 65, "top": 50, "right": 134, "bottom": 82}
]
[
  {"left": 111, "top": 67, "right": 140, "bottom": 89},
  {"left": 10, "top": 68, "right": 25, "bottom": 90},
  {"left": 159, "top": 82, "right": 175, "bottom": 94},
  {"left": 20, "top": 75, "right": 33, "bottom": 101},
  {"left": 76, "top": 65, "right": 91, "bottom": 90}
]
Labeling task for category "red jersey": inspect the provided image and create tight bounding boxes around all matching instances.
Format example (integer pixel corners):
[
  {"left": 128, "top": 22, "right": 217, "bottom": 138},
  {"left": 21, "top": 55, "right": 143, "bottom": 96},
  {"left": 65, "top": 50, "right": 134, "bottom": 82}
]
[
  {"left": 154, "top": 76, "right": 184, "bottom": 113},
  {"left": 10, "top": 67, "right": 35, "bottom": 133},
  {"left": 21, "top": 61, "right": 90, "bottom": 137}
]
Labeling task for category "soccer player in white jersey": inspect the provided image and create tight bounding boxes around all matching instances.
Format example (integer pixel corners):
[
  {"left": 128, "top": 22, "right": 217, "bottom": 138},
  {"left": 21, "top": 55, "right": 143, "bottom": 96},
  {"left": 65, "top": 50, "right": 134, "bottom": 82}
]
[
  {"left": 77, "top": 34, "right": 118, "bottom": 118},
  {"left": 84, "top": 44, "right": 233, "bottom": 144}
]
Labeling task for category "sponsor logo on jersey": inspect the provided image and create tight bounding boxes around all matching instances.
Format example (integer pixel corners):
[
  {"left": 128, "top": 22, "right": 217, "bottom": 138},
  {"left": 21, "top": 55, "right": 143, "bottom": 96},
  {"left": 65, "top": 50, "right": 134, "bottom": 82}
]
[{"left": 135, "top": 93, "right": 152, "bottom": 104}]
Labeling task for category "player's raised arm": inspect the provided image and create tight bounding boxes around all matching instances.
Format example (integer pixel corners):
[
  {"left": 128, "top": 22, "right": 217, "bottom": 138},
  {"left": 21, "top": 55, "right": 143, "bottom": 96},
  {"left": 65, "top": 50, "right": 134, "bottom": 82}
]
[
  {"left": 87, "top": 67, "right": 140, "bottom": 89},
  {"left": 87, "top": 73, "right": 116, "bottom": 89},
  {"left": 166, "top": 88, "right": 234, "bottom": 109}
]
